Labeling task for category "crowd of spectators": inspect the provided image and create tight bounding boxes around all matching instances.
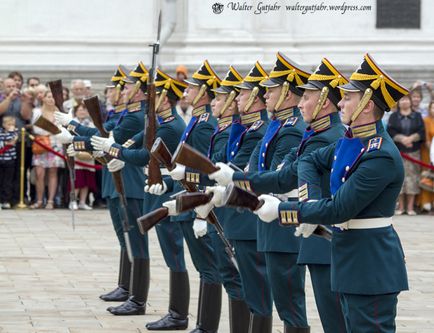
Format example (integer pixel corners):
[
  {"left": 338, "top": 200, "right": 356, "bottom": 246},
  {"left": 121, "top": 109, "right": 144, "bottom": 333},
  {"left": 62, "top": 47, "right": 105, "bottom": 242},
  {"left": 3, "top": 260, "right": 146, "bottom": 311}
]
[
  {"left": 0, "top": 67, "right": 192, "bottom": 211},
  {"left": 0, "top": 69, "right": 432, "bottom": 215}
]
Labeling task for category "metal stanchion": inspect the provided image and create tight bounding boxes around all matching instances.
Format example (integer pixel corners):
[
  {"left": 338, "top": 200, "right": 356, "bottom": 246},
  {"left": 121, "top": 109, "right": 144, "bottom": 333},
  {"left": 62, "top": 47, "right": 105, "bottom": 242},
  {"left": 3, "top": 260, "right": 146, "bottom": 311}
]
[{"left": 16, "top": 128, "right": 27, "bottom": 209}]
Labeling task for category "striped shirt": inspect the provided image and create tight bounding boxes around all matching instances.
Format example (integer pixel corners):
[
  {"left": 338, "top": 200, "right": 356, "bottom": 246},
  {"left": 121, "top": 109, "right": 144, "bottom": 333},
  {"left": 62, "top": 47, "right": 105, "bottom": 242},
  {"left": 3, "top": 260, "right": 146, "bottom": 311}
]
[{"left": 0, "top": 128, "right": 18, "bottom": 161}]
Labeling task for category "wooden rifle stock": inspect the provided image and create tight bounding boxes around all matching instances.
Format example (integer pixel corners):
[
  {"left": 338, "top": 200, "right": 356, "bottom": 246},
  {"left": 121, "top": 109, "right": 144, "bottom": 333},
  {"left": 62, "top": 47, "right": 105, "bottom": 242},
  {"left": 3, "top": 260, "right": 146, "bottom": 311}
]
[
  {"left": 224, "top": 184, "right": 332, "bottom": 241},
  {"left": 172, "top": 142, "right": 219, "bottom": 174},
  {"left": 48, "top": 79, "right": 76, "bottom": 230},
  {"left": 84, "top": 96, "right": 110, "bottom": 138},
  {"left": 48, "top": 80, "right": 66, "bottom": 113},
  {"left": 151, "top": 139, "right": 239, "bottom": 269},
  {"left": 151, "top": 137, "right": 175, "bottom": 170},
  {"left": 33, "top": 116, "right": 61, "bottom": 135},
  {"left": 83, "top": 97, "right": 134, "bottom": 260},
  {"left": 224, "top": 183, "right": 264, "bottom": 211},
  {"left": 176, "top": 192, "right": 213, "bottom": 213},
  {"left": 137, "top": 207, "right": 169, "bottom": 234}
]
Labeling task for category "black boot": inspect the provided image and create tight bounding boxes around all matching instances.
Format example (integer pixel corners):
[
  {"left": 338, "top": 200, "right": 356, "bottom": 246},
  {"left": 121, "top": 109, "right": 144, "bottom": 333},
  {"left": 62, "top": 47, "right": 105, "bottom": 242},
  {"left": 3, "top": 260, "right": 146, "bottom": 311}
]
[
  {"left": 190, "top": 282, "right": 222, "bottom": 333},
  {"left": 284, "top": 325, "right": 311, "bottom": 333},
  {"left": 229, "top": 299, "right": 250, "bottom": 333},
  {"left": 146, "top": 270, "right": 190, "bottom": 330},
  {"left": 248, "top": 313, "right": 272, "bottom": 333},
  {"left": 109, "top": 258, "right": 150, "bottom": 315},
  {"left": 100, "top": 249, "right": 130, "bottom": 302}
]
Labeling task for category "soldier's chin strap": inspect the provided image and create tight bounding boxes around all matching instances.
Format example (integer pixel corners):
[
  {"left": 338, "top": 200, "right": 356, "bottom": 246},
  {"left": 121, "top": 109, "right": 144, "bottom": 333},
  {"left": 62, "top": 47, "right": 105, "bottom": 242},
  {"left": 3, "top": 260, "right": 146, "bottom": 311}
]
[
  {"left": 155, "top": 89, "right": 168, "bottom": 111},
  {"left": 128, "top": 81, "right": 142, "bottom": 101},
  {"left": 274, "top": 82, "right": 290, "bottom": 111},
  {"left": 349, "top": 88, "right": 373, "bottom": 126},
  {"left": 311, "top": 86, "right": 329, "bottom": 121},
  {"left": 244, "top": 86, "right": 259, "bottom": 113},
  {"left": 115, "top": 84, "right": 122, "bottom": 104},
  {"left": 192, "top": 84, "right": 208, "bottom": 107},
  {"left": 219, "top": 90, "right": 237, "bottom": 117}
]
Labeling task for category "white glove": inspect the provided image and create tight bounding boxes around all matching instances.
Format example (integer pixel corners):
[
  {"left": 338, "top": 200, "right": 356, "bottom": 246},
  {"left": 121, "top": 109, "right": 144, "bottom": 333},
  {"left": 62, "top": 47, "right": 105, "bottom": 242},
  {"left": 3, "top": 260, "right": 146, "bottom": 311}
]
[
  {"left": 169, "top": 164, "right": 186, "bottom": 181},
  {"left": 193, "top": 218, "right": 208, "bottom": 238},
  {"left": 145, "top": 181, "right": 168, "bottom": 195},
  {"left": 294, "top": 224, "right": 318, "bottom": 238},
  {"left": 195, "top": 202, "right": 214, "bottom": 219},
  {"left": 209, "top": 162, "right": 234, "bottom": 186},
  {"left": 92, "top": 150, "right": 105, "bottom": 158},
  {"left": 162, "top": 200, "right": 178, "bottom": 216},
  {"left": 66, "top": 144, "right": 78, "bottom": 157},
  {"left": 206, "top": 186, "right": 226, "bottom": 207},
  {"left": 54, "top": 127, "right": 74, "bottom": 144},
  {"left": 254, "top": 194, "right": 281, "bottom": 223},
  {"left": 107, "top": 159, "right": 125, "bottom": 172},
  {"left": 54, "top": 111, "right": 72, "bottom": 126},
  {"left": 91, "top": 135, "right": 115, "bottom": 153}
]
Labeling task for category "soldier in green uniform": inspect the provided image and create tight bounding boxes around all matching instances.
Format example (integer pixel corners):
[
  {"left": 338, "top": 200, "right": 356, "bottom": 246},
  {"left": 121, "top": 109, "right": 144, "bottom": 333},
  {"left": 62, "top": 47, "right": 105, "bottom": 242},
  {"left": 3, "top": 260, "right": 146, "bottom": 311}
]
[
  {"left": 213, "top": 52, "right": 311, "bottom": 332},
  {"left": 204, "top": 62, "right": 274, "bottom": 332},
  {"left": 256, "top": 53, "right": 409, "bottom": 333},
  {"left": 210, "top": 57, "right": 350, "bottom": 333},
  {"left": 54, "top": 65, "right": 132, "bottom": 303},
  {"left": 91, "top": 69, "right": 191, "bottom": 330},
  {"left": 168, "top": 65, "right": 251, "bottom": 332},
  {"left": 148, "top": 61, "right": 223, "bottom": 333},
  {"left": 55, "top": 62, "right": 150, "bottom": 316}
]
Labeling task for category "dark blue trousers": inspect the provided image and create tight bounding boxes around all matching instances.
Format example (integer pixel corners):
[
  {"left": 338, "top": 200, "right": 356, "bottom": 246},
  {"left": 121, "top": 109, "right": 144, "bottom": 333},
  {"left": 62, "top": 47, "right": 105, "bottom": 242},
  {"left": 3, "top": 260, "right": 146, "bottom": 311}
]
[
  {"left": 155, "top": 217, "right": 187, "bottom": 272},
  {"left": 179, "top": 220, "right": 220, "bottom": 284},
  {"left": 308, "top": 264, "right": 347, "bottom": 333},
  {"left": 107, "top": 197, "right": 148, "bottom": 259},
  {"left": 232, "top": 239, "right": 273, "bottom": 316},
  {"left": 340, "top": 292, "right": 399, "bottom": 333},
  {"left": 265, "top": 252, "right": 308, "bottom": 327},
  {"left": 208, "top": 228, "right": 243, "bottom": 300}
]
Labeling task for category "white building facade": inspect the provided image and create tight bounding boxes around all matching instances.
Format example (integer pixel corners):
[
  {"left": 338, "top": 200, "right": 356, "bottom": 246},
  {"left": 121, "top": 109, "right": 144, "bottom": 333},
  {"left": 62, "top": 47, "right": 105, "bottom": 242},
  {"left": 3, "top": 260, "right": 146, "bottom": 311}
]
[{"left": 0, "top": 0, "right": 432, "bottom": 88}]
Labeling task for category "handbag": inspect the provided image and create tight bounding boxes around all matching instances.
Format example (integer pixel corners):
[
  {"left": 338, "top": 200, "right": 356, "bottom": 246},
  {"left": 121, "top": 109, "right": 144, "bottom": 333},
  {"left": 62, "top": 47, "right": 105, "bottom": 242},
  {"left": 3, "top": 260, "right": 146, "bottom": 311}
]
[
  {"left": 419, "top": 170, "right": 434, "bottom": 192},
  {"left": 32, "top": 135, "right": 51, "bottom": 155}
]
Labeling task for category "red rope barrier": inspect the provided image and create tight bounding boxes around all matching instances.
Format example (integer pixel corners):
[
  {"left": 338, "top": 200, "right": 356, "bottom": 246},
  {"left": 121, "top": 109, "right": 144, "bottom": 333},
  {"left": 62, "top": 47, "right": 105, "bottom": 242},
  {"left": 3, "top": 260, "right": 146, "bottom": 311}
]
[
  {"left": 31, "top": 136, "right": 103, "bottom": 170},
  {"left": 0, "top": 145, "right": 13, "bottom": 155},
  {"left": 400, "top": 152, "right": 434, "bottom": 171}
]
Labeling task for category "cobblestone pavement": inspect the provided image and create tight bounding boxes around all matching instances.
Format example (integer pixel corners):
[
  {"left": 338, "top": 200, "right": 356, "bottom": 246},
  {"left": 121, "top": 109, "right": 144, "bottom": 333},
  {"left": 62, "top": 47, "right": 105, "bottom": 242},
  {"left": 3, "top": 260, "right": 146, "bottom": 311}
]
[{"left": 0, "top": 209, "right": 433, "bottom": 333}]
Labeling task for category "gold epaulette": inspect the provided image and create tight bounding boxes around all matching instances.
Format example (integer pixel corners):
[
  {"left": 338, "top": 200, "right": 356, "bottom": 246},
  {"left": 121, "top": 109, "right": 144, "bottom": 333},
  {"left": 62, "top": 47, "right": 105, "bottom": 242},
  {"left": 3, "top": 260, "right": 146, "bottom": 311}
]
[
  {"left": 108, "top": 146, "right": 121, "bottom": 158},
  {"left": 311, "top": 115, "right": 331, "bottom": 132},
  {"left": 241, "top": 111, "right": 261, "bottom": 125},
  {"left": 218, "top": 116, "right": 233, "bottom": 130},
  {"left": 185, "top": 172, "right": 200, "bottom": 184},
  {"left": 127, "top": 102, "right": 141, "bottom": 112},
  {"left": 122, "top": 139, "right": 135, "bottom": 149},
  {"left": 234, "top": 180, "right": 252, "bottom": 193},
  {"left": 73, "top": 140, "right": 86, "bottom": 151},
  {"left": 192, "top": 105, "right": 207, "bottom": 117},
  {"left": 275, "top": 108, "right": 294, "bottom": 121},
  {"left": 298, "top": 183, "right": 309, "bottom": 202},
  {"left": 351, "top": 122, "right": 377, "bottom": 138},
  {"left": 279, "top": 210, "right": 299, "bottom": 225},
  {"left": 115, "top": 104, "right": 126, "bottom": 113},
  {"left": 158, "top": 108, "right": 172, "bottom": 120}
]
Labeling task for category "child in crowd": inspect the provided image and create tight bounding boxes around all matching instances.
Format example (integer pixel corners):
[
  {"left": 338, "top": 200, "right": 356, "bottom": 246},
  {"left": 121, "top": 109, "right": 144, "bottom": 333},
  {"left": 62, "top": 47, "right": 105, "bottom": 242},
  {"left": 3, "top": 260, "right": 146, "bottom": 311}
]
[
  {"left": 70, "top": 103, "right": 96, "bottom": 210},
  {"left": 0, "top": 116, "right": 18, "bottom": 209}
]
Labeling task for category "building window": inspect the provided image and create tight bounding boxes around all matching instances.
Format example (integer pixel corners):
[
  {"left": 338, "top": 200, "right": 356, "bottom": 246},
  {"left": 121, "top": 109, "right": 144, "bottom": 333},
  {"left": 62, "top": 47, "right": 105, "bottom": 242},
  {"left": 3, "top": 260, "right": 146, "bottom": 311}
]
[{"left": 376, "top": 0, "right": 421, "bottom": 29}]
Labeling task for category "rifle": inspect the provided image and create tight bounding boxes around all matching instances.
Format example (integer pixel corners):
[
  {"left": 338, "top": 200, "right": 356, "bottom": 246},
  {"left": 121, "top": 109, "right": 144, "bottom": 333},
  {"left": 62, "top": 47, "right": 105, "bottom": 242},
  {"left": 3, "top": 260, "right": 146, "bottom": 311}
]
[
  {"left": 48, "top": 80, "right": 76, "bottom": 231},
  {"left": 224, "top": 183, "right": 332, "bottom": 241},
  {"left": 144, "top": 10, "right": 162, "bottom": 186},
  {"left": 84, "top": 96, "right": 134, "bottom": 263},
  {"left": 172, "top": 142, "right": 219, "bottom": 175},
  {"left": 33, "top": 116, "right": 61, "bottom": 135},
  {"left": 137, "top": 207, "right": 169, "bottom": 235},
  {"left": 176, "top": 192, "right": 213, "bottom": 213},
  {"left": 137, "top": 137, "right": 239, "bottom": 271}
]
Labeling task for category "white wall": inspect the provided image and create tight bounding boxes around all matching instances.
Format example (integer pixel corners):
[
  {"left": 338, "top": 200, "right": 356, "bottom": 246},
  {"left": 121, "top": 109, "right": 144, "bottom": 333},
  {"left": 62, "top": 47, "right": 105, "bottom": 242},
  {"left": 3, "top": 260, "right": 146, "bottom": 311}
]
[{"left": 0, "top": 0, "right": 432, "bottom": 88}]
